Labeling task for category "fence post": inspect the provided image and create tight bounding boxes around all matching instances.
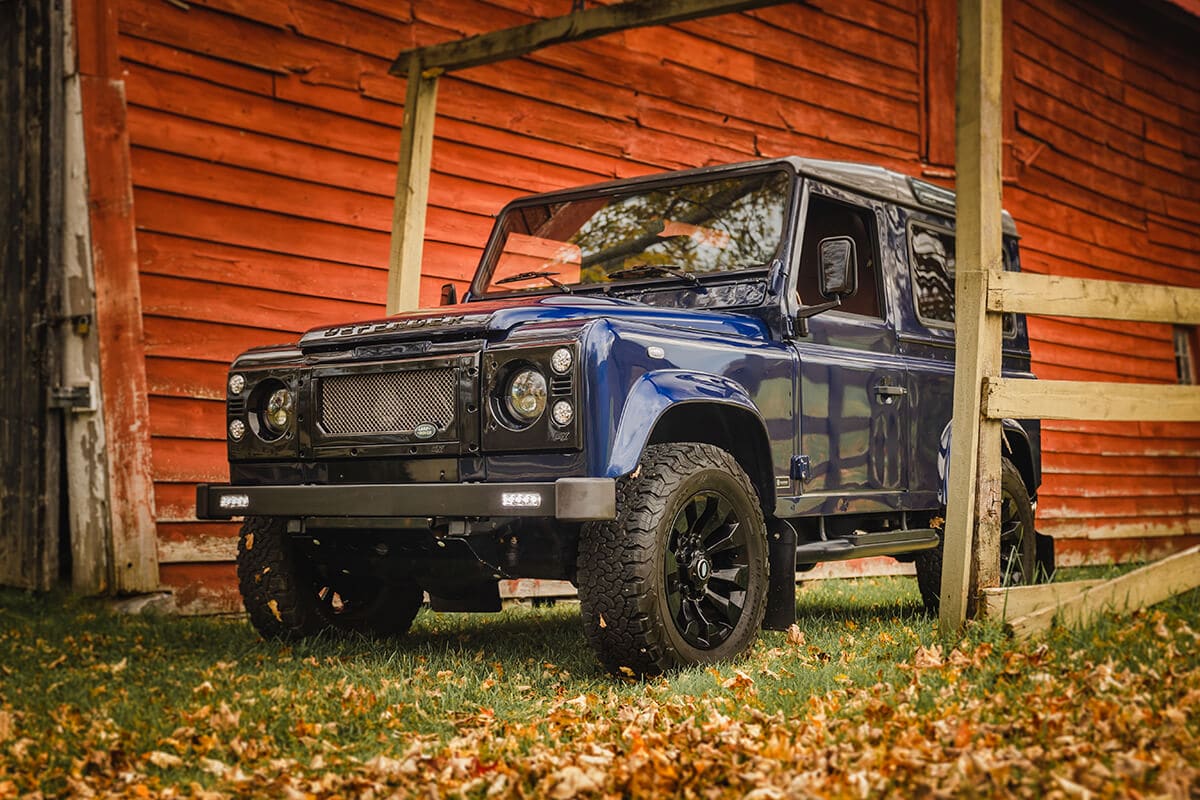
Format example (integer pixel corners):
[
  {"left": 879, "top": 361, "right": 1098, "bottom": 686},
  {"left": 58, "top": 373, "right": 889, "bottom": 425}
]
[
  {"left": 386, "top": 54, "right": 440, "bottom": 315},
  {"left": 940, "top": 0, "right": 1005, "bottom": 635}
]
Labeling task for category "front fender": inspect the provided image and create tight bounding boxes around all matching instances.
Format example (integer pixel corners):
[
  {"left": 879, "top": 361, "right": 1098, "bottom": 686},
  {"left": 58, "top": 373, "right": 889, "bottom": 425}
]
[{"left": 605, "top": 370, "right": 768, "bottom": 478}]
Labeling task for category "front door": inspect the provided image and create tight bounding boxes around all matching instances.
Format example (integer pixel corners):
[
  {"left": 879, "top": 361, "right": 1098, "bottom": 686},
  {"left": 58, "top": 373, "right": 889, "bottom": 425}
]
[{"left": 787, "top": 190, "right": 908, "bottom": 515}]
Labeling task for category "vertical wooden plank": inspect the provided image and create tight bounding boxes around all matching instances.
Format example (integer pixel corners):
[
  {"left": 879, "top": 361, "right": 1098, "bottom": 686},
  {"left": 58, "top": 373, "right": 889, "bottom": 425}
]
[
  {"left": 77, "top": 0, "right": 160, "bottom": 593},
  {"left": 386, "top": 55, "right": 440, "bottom": 314},
  {"left": 923, "top": 0, "right": 957, "bottom": 167},
  {"left": 940, "top": 0, "right": 1004, "bottom": 635},
  {"left": 62, "top": 13, "right": 113, "bottom": 594},
  {"left": 0, "top": 0, "right": 64, "bottom": 591}
]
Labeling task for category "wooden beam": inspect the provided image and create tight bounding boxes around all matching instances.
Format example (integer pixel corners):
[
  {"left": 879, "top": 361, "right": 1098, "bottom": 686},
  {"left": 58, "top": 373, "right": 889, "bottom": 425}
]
[
  {"left": 77, "top": 0, "right": 160, "bottom": 593},
  {"left": 984, "top": 378, "right": 1200, "bottom": 421},
  {"left": 981, "top": 579, "right": 1104, "bottom": 621},
  {"left": 391, "top": 0, "right": 795, "bottom": 77},
  {"left": 386, "top": 54, "right": 439, "bottom": 314},
  {"left": 1006, "top": 544, "right": 1200, "bottom": 640},
  {"left": 989, "top": 272, "right": 1200, "bottom": 324},
  {"left": 940, "top": 0, "right": 1005, "bottom": 636}
]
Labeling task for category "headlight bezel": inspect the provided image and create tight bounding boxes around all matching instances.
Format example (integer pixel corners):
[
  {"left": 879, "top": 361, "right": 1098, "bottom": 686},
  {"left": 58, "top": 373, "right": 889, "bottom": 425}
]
[{"left": 483, "top": 342, "right": 581, "bottom": 451}]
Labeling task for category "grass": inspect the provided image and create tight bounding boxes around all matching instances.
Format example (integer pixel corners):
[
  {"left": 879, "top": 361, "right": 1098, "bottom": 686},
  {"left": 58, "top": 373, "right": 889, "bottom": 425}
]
[{"left": 1, "top": 573, "right": 1197, "bottom": 797}]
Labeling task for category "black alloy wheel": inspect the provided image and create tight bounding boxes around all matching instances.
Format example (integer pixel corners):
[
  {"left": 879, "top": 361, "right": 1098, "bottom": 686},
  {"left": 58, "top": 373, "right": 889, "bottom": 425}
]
[
  {"left": 663, "top": 491, "right": 752, "bottom": 650},
  {"left": 577, "top": 442, "right": 768, "bottom": 676}
]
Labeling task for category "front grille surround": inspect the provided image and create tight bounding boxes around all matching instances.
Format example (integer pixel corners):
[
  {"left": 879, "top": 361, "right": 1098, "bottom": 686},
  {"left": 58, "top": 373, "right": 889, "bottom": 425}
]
[
  {"left": 319, "top": 367, "right": 457, "bottom": 436},
  {"left": 303, "top": 354, "right": 479, "bottom": 457}
]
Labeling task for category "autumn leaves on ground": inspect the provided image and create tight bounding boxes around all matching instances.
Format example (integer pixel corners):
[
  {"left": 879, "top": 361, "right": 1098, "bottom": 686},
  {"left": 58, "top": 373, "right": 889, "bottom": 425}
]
[{"left": 0, "top": 576, "right": 1196, "bottom": 798}]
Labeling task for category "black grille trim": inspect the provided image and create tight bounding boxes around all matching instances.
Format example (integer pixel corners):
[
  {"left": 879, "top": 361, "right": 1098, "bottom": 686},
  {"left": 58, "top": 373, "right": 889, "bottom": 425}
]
[{"left": 318, "top": 367, "right": 456, "bottom": 436}]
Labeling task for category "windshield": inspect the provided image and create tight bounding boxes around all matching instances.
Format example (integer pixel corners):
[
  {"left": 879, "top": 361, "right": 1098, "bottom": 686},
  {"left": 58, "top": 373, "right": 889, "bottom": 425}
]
[{"left": 476, "top": 170, "right": 792, "bottom": 296}]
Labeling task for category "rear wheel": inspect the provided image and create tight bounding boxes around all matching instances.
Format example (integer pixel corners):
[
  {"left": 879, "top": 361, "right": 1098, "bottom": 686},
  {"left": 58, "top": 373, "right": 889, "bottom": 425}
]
[
  {"left": 915, "top": 457, "right": 1037, "bottom": 615},
  {"left": 236, "top": 516, "right": 422, "bottom": 639},
  {"left": 577, "top": 443, "right": 768, "bottom": 676}
]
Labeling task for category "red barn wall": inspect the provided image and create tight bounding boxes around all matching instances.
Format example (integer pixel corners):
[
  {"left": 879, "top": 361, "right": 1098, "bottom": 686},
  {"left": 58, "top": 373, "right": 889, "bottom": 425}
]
[{"left": 99, "top": 0, "right": 1197, "bottom": 609}]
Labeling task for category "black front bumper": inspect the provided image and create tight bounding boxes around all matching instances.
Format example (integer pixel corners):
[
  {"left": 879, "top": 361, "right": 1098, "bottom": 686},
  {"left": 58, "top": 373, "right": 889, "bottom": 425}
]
[{"left": 195, "top": 478, "right": 617, "bottom": 522}]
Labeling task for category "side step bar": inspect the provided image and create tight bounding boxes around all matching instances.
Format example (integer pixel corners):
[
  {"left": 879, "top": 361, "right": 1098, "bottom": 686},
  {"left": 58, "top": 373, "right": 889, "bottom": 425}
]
[{"left": 795, "top": 528, "right": 940, "bottom": 565}]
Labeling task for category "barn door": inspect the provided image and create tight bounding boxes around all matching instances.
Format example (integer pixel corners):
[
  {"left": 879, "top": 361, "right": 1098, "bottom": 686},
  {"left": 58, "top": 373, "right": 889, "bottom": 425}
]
[{"left": 1, "top": 0, "right": 64, "bottom": 590}]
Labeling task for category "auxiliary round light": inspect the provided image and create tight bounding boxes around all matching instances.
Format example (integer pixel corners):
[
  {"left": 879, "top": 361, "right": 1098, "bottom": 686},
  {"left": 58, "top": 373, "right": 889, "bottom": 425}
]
[
  {"left": 228, "top": 418, "right": 246, "bottom": 441},
  {"left": 264, "top": 387, "right": 294, "bottom": 432},
  {"left": 228, "top": 373, "right": 245, "bottom": 394},
  {"left": 551, "top": 400, "right": 574, "bottom": 427},
  {"left": 505, "top": 368, "right": 547, "bottom": 421},
  {"left": 550, "top": 347, "right": 573, "bottom": 375}
]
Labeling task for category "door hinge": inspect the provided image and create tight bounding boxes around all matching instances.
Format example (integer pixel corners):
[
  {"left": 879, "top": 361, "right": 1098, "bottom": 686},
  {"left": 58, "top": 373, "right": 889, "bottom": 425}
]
[
  {"left": 790, "top": 455, "right": 811, "bottom": 482},
  {"left": 49, "top": 382, "right": 96, "bottom": 412}
]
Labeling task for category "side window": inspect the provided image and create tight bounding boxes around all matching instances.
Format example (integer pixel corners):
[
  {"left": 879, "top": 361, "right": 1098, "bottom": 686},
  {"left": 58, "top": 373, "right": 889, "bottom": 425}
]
[
  {"left": 910, "top": 223, "right": 956, "bottom": 326},
  {"left": 908, "top": 221, "right": 1017, "bottom": 336},
  {"left": 797, "top": 195, "right": 882, "bottom": 318}
]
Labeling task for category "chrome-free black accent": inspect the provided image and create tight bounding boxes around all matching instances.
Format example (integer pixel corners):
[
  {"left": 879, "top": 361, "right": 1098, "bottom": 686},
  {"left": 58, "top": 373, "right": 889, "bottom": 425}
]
[
  {"left": 794, "top": 528, "right": 939, "bottom": 564},
  {"left": 196, "top": 477, "right": 616, "bottom": 521},
  {"left": 483, "top": 342, "right": 581, "bottom": 452},
  {"left": 301, "top": 353, "right": 480, "bottom": 458},
  {"left": 664, "top": 491, "right": 752, "bottom": 650}
]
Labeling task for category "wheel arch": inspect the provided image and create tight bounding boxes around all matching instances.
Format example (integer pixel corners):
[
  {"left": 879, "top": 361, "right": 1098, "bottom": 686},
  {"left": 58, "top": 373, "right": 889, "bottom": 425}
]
[
  {"left": 605, "top": 371, "right": 775, "bottom": 513},
  {"left": 1001, "top": 419, "right": 1040, "bottom": 501}
]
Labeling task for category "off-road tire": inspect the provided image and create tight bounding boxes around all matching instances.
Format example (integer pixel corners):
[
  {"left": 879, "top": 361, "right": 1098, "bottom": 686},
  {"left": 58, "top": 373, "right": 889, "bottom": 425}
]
[
  {"left": 236, "top": 516, "right": 422, "bottom": 639},
  {"left": 577, "top": 443, "right": 769, "bottom": 676},
  {"left": 914, "top": 457, "right": 1037, "bottom": 615}
]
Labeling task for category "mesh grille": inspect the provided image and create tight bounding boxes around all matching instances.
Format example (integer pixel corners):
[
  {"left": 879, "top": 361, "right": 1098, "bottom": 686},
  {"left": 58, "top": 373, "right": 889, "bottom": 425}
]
[{"left": 319, "top": 368, "right": 456, "bottom": 435}]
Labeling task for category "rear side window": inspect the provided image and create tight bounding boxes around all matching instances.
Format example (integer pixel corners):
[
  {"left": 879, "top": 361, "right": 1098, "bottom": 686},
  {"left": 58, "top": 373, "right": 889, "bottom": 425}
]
[{"left": 908, "top": 221, "right": 1016, "bottom": 336}]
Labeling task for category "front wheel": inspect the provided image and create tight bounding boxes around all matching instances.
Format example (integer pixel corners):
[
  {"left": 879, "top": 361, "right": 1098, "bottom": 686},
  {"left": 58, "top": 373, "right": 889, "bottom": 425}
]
[
  {"left": 915, "top": 457, "right": 1038, "bottom": 615},
  {"left": 577, "top": 443, "right": 769, "bottom": 676},
  {"left": 236, "top": 516, "right": 423, "bottom": 639}
]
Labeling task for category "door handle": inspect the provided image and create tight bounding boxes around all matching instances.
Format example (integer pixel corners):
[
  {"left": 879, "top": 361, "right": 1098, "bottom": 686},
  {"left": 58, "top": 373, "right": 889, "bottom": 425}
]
[{"left": 874, "top": 383, "right": 908, "bottom": 403}]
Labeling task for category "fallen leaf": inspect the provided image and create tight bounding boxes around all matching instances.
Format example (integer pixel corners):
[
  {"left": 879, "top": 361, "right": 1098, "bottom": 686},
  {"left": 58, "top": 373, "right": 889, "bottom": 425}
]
[
  {"left": 0, "top": 711, "right": 12, "bottom": 743},
  {"left": 786, "top": 625, "right": 806, "bottom": 646},
  {"left": 268, "top": 600, "right": 282, "bottom": 622},
  {"left": 598, "top": 614, "right": 607, "bottom": 629},
  {"left": 245, "top": 532, "right": 254, "bottom": 551},
  {"left": 147, "top": 751, "right": 183, "bottom": 769}
]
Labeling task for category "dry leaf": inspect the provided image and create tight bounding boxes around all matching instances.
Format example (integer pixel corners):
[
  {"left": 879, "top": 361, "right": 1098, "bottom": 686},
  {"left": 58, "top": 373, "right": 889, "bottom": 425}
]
[
  {"left": 268, "top": 600, "right": 282, "bottom": 622},
  {"left": 244, "top": 533, "right": 254, "bottom": 551},
  {"left": 598, "top": 614, "right": 607, "bottom": 629},
  {"left": 0, "top": 711, "right": 12, "bottom": 743},
  {"left": 147, "top": 750, "right": 183, "bottom": 769},
  {"left": 786, "top": 625, "right": 806, "bottom": 646}
]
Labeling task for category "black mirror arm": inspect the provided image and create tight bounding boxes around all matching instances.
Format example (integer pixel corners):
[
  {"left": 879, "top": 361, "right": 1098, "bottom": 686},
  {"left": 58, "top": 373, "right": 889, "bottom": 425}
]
[{"left": 793, "top": 296, "right": 842, "bottom": 337}]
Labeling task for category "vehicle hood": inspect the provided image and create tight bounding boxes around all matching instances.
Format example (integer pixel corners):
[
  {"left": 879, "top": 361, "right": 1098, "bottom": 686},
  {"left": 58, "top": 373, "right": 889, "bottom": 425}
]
[{"left": 298, "top": 294, "right": 768, "bottom": 350}]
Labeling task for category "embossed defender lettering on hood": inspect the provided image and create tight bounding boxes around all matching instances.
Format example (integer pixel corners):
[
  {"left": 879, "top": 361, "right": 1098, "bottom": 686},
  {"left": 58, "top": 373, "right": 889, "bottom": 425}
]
[{"left": 298, "top": 294, "right": 767, "bottom": 351}]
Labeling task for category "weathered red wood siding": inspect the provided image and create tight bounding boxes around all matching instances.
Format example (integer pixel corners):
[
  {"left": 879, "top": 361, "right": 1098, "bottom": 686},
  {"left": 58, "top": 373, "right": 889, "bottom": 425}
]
[{"left": 104, "top": 0, "right": 1197, "bottom": 607}]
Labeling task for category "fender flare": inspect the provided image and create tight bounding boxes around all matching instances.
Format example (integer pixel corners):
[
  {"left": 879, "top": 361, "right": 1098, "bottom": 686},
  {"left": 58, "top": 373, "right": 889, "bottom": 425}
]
[
  {"left": 605, "top": 370, "right": 770, "bottom": 480},
  {"left": 937, "top": 418, "right": 1038, "bottom": 505}
]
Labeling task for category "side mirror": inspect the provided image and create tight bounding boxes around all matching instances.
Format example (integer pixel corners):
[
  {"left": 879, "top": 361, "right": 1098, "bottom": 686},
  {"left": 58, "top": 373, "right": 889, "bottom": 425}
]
[
  {"left": 818, "top": 236, "right": 857, "bottom": 298},
  {"left": 440, "top": 282, "right": 458, "bottom": 305}
]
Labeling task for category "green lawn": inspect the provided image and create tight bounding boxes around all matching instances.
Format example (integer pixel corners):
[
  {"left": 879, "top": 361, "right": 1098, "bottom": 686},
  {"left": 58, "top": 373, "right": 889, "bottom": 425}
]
[{"left": 1, "top": 575, "right": 1196, "bottom": 797}]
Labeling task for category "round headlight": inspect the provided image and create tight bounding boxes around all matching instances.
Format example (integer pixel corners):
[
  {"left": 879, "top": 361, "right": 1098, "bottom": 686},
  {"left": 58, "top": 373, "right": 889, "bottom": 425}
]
[
  {"left": 229, "top": 418, "right": 246, "bottom": 441},
  {"left": 505, "top": 369, "right": 547, "bottom": 421},
  {"left": 550, "top": 347, "right": 573, "bottom": 375},
  {"left": 264, "top": 387, "right": 294, "bottom": 432},
  {"left": 551, "top": 400, "right": 573, "bottom": 427},
  {"left": 228, "top": 373, "right": 245, "bottom": 395}
]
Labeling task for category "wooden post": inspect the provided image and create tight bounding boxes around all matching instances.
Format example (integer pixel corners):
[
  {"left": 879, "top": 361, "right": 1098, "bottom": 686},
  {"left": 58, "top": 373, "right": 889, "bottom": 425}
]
[
  {"left": 386, "top": 54, "right": 439, "bottom": 315},
  {"left": 940, "top": 0, "right": 1005, "bottom": 635},
  {"left": 76, "top": 0, "right": 160, "bottom": 593}
]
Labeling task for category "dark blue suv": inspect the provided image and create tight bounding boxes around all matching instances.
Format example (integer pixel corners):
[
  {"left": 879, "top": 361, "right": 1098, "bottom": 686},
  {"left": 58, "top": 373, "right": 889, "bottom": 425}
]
[{"left": 197, "top": 157, "right": 1048, "bottom": 675}]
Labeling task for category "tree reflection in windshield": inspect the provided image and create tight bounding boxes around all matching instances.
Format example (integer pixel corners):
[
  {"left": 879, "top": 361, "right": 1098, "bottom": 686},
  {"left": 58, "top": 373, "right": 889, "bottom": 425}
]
[{"left": 482, "top": 170, "right": 791, "bottom": 294}]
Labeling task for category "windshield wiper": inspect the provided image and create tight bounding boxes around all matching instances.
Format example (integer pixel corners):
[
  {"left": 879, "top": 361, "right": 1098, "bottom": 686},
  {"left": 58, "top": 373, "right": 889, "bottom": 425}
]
[
  {"left": 606, "top": 264, "right": 699, "bottom": 285},
  {"left": 493, "top": 270, "right": 572, "bottom": 293}
]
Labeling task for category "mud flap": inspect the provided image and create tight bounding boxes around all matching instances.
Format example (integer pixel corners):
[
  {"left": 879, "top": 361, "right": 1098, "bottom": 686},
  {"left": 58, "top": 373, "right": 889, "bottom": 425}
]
[
  {"left": 1035, "top": 530, "right": 1056, "bottom": 582},
  {"left": 763, "top": 520, "right": 797, "bottom": 630}
]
